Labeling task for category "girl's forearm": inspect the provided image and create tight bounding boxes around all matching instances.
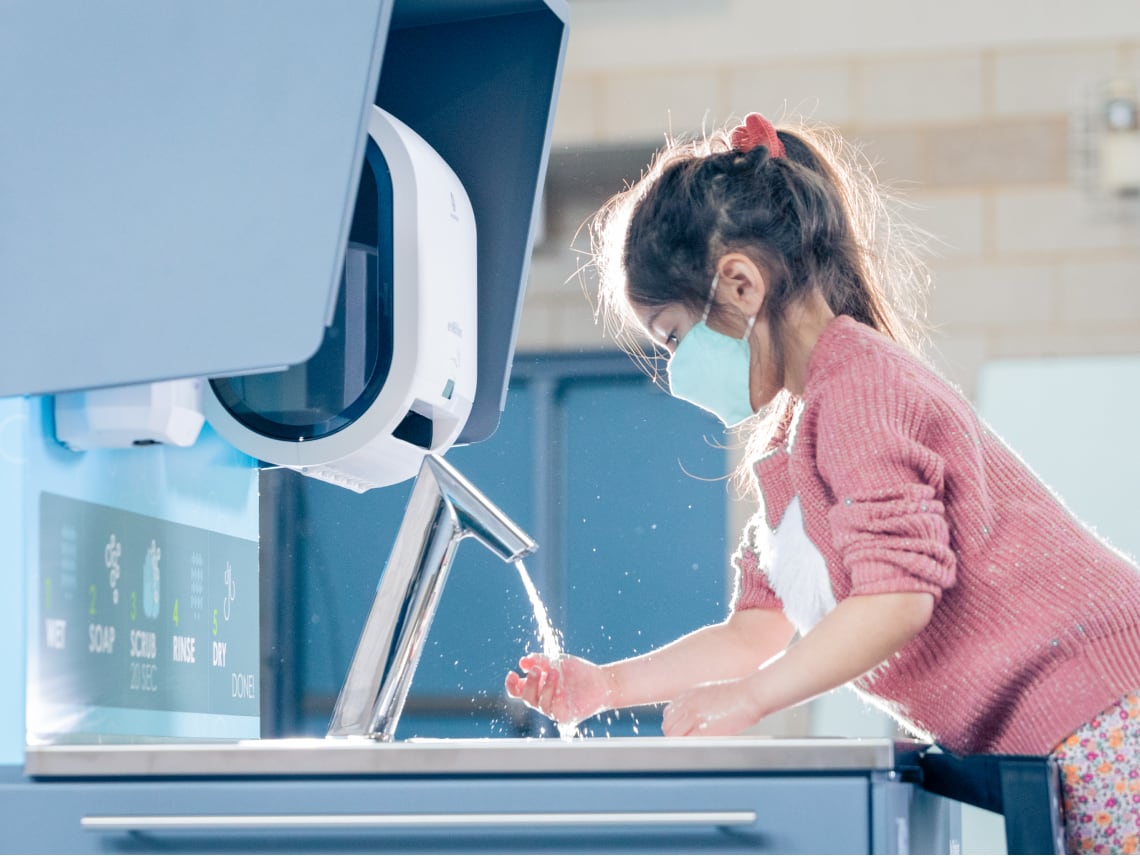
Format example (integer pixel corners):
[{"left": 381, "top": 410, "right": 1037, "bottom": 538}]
[
  {"left": 745, "top": 591, "right": 934, "bottom": 716},
  {"left": 605, "top": 608, "right": 794, "bottom": 709}
]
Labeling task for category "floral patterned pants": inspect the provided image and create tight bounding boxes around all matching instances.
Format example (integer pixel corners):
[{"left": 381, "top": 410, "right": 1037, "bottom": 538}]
[{"left": 1053, "top": 692, "right": 1140, "bottom": 854}]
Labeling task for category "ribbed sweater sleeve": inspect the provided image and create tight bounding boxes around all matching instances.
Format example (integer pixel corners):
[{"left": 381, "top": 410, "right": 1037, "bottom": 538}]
[{"left": 814, "top": 356, "right": 958, "bottom": 601}]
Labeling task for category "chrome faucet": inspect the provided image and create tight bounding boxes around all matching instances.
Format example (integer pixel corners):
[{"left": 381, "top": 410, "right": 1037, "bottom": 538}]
[{"left": 327, "top": 453, "right": 537, "bottom": 740}]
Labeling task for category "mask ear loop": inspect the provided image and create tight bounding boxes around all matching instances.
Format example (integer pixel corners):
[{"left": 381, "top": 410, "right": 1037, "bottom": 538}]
[
  {"left": 706, "top": 272, "right": 759, "bottom": 340},
  {"left": 700, "top": 273, "right": 719, "bottom": 323}
]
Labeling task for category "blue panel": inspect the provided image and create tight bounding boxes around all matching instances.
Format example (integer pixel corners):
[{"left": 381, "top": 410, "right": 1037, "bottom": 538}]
[
  {"left": 561, "top": 377, "right": 729, "bottom": 736},
  {"left": 0, "top": 2, "right": 390, "bottom": 395},
  {"left": 0, "top": 399, "right": 27, "bottom": 764},
  {"left": 282, "top": 472, "right": 410, "bottom": 733}
]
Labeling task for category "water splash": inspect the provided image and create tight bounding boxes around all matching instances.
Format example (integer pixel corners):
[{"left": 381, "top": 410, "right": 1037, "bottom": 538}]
[{"left": 513, "top": 559, "right": 577, "bottom": 740}]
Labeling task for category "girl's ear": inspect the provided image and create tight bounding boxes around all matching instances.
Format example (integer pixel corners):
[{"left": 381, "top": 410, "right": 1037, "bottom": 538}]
[{"left": 715, "top": 253, "right": 767, "bottom": 317}]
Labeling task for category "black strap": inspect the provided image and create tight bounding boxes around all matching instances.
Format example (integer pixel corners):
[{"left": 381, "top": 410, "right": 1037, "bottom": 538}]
[{"left": 919, "top": 751, "right": 1064, "bottom": 855}]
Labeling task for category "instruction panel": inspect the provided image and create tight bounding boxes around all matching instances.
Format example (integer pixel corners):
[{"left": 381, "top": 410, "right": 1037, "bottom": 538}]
[{"left": 33, "top": 492, "right": 259, "bottom": 738}]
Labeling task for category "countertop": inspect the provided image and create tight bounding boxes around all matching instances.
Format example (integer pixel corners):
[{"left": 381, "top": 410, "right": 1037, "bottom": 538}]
[{"left": 23, "top": 735, "right": 929, "bottom": 778}]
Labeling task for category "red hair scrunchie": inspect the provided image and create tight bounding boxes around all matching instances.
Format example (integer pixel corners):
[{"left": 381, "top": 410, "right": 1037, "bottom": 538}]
[{"left": 729, "top": 113, "right": 785, "bottom": 159}]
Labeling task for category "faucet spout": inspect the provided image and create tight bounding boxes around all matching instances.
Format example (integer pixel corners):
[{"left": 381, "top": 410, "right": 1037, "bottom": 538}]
[
  {"left": 326, "top": 453, "right": 537, "bottom": 741},
  {"left": 427, "top": 455, "right": 536, "bottom": 563}
]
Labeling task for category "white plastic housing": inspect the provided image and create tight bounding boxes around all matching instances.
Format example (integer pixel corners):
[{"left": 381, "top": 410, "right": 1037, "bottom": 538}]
[
  {"left": 202, "top": 107, "right": 478, "bottom": 491},
  {"left": 54, "top": 379, "right": 206, "bottom": 450}
]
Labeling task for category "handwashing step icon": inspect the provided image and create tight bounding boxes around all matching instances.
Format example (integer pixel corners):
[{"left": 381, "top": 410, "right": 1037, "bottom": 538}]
[
  {"left": 142, "top": 539, "right": 161, "bottom": 620},
  {"left": 223, "top": 562, "right": 235, "bottom": 621}
]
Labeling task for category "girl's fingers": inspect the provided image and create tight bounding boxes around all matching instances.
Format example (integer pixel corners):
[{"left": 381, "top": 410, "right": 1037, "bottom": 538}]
[
  {"left": 505, "top": 668, "right": 542, "bottom": 707},
  {"left": 537, "top": 666, "right": 560, "bottom": 714},
  {"left": 518, "top": 669, "right": 539, "bottom": 707},
  {"left": 518, "top": 653, "right": 549, "bottom": 672},
  {"left": 662, "top": 702, "right": 690, "bottom": 737}
]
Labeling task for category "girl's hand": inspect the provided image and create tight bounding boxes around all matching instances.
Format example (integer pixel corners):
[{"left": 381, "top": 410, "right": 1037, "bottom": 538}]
[
  {"left": 505, "top": 653, "right": 613, "bottom": 728},
  {"left": 661, "top": 676, "right": 766, "bottom": 737}
]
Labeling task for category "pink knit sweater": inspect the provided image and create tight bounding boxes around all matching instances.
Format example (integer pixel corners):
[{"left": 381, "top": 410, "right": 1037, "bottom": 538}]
[{"left": 734, "top": 315, "right": 1140, "bottom": 756}]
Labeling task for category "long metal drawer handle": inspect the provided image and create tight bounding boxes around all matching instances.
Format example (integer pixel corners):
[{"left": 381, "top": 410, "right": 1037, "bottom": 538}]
[{"left": 83, "top": 810, "right": 757, "bottom": 832}]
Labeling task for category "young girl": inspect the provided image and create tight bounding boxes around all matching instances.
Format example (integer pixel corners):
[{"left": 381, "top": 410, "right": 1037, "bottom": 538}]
[{"left": 504, "top": 112, "right": 1140, "bottom": 854}]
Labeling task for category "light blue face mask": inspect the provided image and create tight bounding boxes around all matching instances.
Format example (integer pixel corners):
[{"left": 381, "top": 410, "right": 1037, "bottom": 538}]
[{"left": 667, "top": 274, "right": 759, "bottom": 427}]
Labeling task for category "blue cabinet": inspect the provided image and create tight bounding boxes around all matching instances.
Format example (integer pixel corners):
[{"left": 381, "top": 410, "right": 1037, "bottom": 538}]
[{"left": 0, "top": 762, "right": 955, "bottom": 854}]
